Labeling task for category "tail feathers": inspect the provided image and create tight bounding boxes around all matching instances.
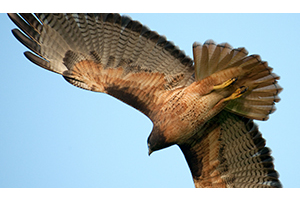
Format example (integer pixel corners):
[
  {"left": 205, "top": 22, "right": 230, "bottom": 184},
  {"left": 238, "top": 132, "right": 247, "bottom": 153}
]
[
  {"left": 226, "top": 59, "right": 282, "bottom": 120},
  {"left": 226, "top": 82, "right": 282, "bottom": 120},
  {"left": 193, "top": 40, "right": 248, "bottom": 81},
  {"left": 193, "top": 39, "right": 282, "bottom": 121}
]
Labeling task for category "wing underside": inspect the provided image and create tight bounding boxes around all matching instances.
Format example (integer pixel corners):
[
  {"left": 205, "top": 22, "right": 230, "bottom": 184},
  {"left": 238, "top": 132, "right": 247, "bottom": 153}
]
[
  {"left": 8, "top": 13, "right": 195, "bottom": 117},
  {"left": 179, "top": 110, "right": 282, "bottom": 188}
]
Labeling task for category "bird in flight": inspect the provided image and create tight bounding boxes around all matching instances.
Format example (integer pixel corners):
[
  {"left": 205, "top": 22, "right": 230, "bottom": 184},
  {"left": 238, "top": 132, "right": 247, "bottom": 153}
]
[{"left": 8, "top": 13, "right": 282, "bottom": 188}]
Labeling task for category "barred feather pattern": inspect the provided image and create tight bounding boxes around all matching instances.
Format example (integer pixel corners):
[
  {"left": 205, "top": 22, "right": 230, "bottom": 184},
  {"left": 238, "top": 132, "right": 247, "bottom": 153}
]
[
  {"left": 8, "top": 13, "right": 195, "bottom": 116},
  {"left": 180, "top": 110, "right": 282, "bottom": 188},
  {"left": 33, "top": 13, "right": 194, "bottom": 77}
]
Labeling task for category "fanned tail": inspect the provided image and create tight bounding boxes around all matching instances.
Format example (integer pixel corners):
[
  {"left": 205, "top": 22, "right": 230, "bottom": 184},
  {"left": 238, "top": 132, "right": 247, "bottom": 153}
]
[{"left": 193, "top": 40, "right": 282, "bottom": 121}]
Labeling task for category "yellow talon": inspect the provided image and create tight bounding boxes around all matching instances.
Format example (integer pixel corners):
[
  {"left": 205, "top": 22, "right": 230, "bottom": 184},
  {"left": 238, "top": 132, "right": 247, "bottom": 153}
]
[
  {"left": 223, "top": 86, "right": 248, "bottom": 102},
  {"left": 213, "top": 77, "right": 237, "bottom": 90}
]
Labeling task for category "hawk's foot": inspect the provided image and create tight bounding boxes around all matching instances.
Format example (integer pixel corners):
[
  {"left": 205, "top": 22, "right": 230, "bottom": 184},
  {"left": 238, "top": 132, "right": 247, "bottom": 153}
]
[
  {"left": 213, "top": 77, "right": 237, "bottom": 90},
  {"left": 223, "top": 86, "right": 248, "bottom": 102}
]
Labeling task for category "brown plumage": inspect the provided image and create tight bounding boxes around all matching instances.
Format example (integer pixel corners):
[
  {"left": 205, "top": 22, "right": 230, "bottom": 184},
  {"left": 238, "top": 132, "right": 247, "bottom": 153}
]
[{"left": 8, "top": 13, "right": 282, "bottom": 188}]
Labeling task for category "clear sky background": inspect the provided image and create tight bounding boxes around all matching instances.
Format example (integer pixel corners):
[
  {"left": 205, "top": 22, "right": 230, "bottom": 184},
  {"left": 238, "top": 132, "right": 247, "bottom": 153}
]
[{"left": 1, "top": 12, "right": 299, "bottom": 188}]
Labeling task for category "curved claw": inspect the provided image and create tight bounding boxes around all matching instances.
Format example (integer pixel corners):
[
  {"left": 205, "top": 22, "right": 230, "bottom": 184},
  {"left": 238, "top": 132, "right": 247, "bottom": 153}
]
[{"left": 223, "top": 86, "right": 248, "bottom": 102}]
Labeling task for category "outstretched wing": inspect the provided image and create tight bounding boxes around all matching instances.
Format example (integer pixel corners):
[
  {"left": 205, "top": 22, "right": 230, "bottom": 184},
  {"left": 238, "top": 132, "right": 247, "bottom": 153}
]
[
  {"left": 8, "top": 13, "right": 194, "bottom": 118},
  {"left": 179, "top": 110, "right": 282, "bottom": 188}
]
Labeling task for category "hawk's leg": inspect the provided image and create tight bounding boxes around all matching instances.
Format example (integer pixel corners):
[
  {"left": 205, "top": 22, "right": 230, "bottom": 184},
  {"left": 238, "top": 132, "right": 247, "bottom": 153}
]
[
  {"left": 213, "top": 77, "right": 237, "bottom": 90},
  {"left": 223, "top": 86, "right": 248, "bottom": 102}
]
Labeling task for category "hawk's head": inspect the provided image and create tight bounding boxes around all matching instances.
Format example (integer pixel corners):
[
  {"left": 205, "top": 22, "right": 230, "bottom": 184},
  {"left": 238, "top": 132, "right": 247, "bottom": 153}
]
[{"left": 147, "top": 125, "right": 174, "bottom": 156}]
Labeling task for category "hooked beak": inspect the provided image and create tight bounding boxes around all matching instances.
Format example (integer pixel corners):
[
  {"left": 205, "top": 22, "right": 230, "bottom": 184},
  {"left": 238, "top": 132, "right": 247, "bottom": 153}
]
[{"left": 148, "top": 148, "right": 153, "bottom": 156}]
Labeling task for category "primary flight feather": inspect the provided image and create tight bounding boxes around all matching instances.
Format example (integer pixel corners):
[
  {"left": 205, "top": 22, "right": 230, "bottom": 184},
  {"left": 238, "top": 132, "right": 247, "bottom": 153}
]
[{"left": 8, "top": 13, "right": 282, "bottom": 188}]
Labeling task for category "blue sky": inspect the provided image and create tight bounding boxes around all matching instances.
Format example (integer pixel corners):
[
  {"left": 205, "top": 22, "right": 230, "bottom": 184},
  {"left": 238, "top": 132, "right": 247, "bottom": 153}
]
[{"left": 1, "top": 13, "right": 299, "bottom": 188}]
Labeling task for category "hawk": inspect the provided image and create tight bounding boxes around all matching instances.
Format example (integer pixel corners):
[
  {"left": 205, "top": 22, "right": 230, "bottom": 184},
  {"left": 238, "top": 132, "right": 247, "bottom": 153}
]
[{"left": 8, "top": 13, "right": 282, "bottom": 188}]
